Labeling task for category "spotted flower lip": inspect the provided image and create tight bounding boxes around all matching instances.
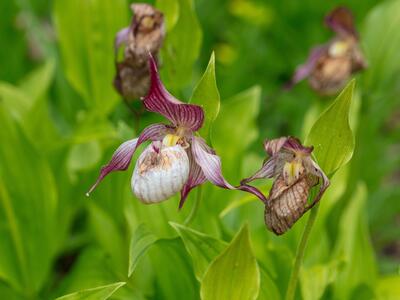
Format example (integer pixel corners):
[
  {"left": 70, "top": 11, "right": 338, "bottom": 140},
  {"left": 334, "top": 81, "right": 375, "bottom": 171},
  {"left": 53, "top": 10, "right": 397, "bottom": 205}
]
[
  {"left": 286, "top": 6, "right": 366, "bottom": 95},
  {"left": 241, "top": 137, "right": 330, "bottom": 235},
  {"left": 87, "top": 54, "right": 266, "bottom": 207}
]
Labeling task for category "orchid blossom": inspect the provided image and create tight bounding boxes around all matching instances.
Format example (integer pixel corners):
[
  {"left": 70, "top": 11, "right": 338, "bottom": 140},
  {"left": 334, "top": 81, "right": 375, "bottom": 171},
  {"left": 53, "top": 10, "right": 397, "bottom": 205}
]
[
  {"left": 87, "top": 55, "right": 265, "bottom": 208},
  {"left": 241, "top": 137, "right": 330, "bottom": 235},
  {"left": 287, "top": 6, "right": 366, "bottom": 95}
]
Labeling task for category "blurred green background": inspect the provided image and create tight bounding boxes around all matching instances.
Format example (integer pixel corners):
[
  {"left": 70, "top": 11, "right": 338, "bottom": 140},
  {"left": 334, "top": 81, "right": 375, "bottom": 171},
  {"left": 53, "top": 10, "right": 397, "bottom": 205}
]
[{"left": 0, "top": 0, "right": 399, "bottom": 299}]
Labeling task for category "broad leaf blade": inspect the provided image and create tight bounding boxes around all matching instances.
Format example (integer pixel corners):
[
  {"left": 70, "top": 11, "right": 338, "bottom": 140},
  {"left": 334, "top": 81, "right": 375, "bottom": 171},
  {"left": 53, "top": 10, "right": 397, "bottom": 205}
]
[
  {"left": 55, "top": 282, "right": 125, "bottom": 300},
  {"left": 170, "top": 222, "right": 227, "bottom": 281},
  {"left": 306, "top": 80, "right": 355, "bottom": 174},
  {"left": 201, "top": 224, "right": 260, "bottom": 300},
  {"left": 190, "top": 52, "right": 220, "bottom": 139},
  {"left": 128, "top": 224, "right": 158, "bottom": 277}
]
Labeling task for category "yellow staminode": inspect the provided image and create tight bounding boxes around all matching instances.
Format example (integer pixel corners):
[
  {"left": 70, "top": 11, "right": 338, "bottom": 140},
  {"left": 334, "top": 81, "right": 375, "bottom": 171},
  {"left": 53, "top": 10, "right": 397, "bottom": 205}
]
[
  {"left": 329, "top": 40, "right": 349, "bottom": 57},
  {"left": 283, "top": 160, "right": 304, "bottom": 185},
  {"left": 162, "top": 134, "right": 181, "bottom": 147}
]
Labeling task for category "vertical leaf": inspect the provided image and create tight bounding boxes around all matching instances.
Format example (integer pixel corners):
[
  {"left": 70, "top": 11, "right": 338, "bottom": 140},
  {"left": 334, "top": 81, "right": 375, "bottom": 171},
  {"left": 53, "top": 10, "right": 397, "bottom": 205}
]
[
  {"left": 55, "top": 282, "right": 126, "bottom": 300},
  {"left": 306, "top": 80, "right": 355, "bottom": 174},
  {"left": 128, "top": 224, "right": 158, "bottom": 277},
  {"left": 53, "top": 0, "right": 128, "bottom": 115},
  {"left": 161, "top": 0, "right": 202, "bottom": 89},
  {"left": 201, "top": 224, "right": 260, "bottom": 300},
  {"left": 156, "top": 0, "right": 179, "bottom": 32},
  {"left": 333, "top": 183, "right": 377, "bottom": 300},
  {"left": 170, "top": 222, "right": 227, "bottom": 281},
  {"left": 190, "top": 52, "right": 221, "bottom": 139}
]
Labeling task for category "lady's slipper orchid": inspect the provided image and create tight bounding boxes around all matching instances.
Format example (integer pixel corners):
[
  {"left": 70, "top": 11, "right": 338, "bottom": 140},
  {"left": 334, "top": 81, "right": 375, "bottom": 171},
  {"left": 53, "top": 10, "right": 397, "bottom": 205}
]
[
  {"left": 87, "top": 55, "right": 265, "bottom": 207},
  {"left": 114, "top": 3, "right": 165, "bottom": 100},
  {"left": 241, "top": 137, "right": 330, "bottom": 235},
  {"left": 287, "top": 6, "right": 366, "bottom": 95}
]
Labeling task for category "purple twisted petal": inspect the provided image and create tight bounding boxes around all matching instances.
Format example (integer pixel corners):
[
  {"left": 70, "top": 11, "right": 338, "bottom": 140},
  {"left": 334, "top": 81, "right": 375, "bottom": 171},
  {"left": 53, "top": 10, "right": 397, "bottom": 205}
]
[
  {"left": 87, "top": 123, "right": 169, "bottom": 195},
  {"left": 143, "top": 55, "right": 205, "bottom": 131},
  {"left": 191, "top": 136, "right": 266, "bottom": 202}
]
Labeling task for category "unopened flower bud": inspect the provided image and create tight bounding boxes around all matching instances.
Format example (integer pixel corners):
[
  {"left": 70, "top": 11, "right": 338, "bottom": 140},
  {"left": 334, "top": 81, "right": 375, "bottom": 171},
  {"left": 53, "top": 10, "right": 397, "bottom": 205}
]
[
  {"left": 114, "top": 3, "right": 165, "bottom": 101},
  {"left": 131, "top": 143, "right": 189, "bottom": 204}
]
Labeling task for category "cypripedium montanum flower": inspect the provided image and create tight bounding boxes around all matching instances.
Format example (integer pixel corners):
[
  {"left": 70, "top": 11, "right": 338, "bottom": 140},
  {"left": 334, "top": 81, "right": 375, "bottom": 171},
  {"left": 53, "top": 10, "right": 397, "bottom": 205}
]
[
  {"left": 241, "top": 137, "right": 330, "bottom": 235},
  {"left": 114, "top": 3, "right": 165, "bottom": 101},
  {"left": 287, "top": 6, "right": 366, "bottom": 95},
  {"left": 87, "top": 55, "right": 266, "bottom": 208}
]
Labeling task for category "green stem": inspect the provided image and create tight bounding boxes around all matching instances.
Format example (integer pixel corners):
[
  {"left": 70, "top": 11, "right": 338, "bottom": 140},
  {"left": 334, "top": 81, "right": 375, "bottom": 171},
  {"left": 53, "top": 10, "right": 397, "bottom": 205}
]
[
  {"left": 285, "top": 204, "right": 320, "bottom": 300},
  {"left": 184, "top": 186, "right": 203, "bottom": 226}
]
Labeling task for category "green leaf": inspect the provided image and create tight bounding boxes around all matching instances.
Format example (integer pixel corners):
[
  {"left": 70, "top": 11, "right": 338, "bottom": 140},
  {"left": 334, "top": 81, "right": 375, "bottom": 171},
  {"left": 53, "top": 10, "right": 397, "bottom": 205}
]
[
  {"left": 156, "top": 0, "right": 179, "bottom": 31},
  {"left": 128, "top": 224, "right": 158, "bottom": 277},
  {"left": 258, "top": 268, "right": 281, "bottom": 300},
  {"left": 55, "top": 282, "right": 126, "bottom": 300},
  {"left": 201, "top": 224, "right": 260, "bottom": 300},
  {"left": 376, "top": 275, "right": 400, "bottom": 300},
  {"left": 300, "top": 259, "right": 344, "bottom": 300},
  {"left": 161, "top": 0, "right": 202, "bottom": 89},
  {"left": 332, "top": 182, "right": 377, "bottom": 300},
  {"left": 190, "top": 52, "right": 220, "bottom": 139},
  {"left": 170, "top": 222, "right": 227, "bottom": 281},
  {"left": 0, "top": 105, "right": 58, "bottom": 294},
  {"left": 306, "top": 80, "right": 355, "bottom": 175},
  {"left": 213, "top": 86, "right": 261, "bottom": 181},
  {"left": 363, "top": 0, "right": 400, "bottom": 92},
  {"left": 149, "top": 238, "right": 200, "bottom": 300},
  {"left": 53, "top": 0, "right": 128, "bottom": 115}
]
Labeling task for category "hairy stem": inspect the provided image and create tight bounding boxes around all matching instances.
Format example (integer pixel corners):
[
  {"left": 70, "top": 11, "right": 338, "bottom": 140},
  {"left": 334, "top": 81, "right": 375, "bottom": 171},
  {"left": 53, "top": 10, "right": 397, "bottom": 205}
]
[
  {"left": 184, "top": 186, "right": 203, "bottom": 226},
  {"left": 285, "top": 204, "right": 320, "bottom": 300}
]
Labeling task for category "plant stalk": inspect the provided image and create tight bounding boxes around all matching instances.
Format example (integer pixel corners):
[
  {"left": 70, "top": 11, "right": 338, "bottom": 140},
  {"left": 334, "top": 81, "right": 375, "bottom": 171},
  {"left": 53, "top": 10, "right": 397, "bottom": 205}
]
[
  {"left": 184, "top": 186, "right": 203, "bottom": 225},
  {"left": 285, "top": 204, "right": 320, "bottom": 300}
]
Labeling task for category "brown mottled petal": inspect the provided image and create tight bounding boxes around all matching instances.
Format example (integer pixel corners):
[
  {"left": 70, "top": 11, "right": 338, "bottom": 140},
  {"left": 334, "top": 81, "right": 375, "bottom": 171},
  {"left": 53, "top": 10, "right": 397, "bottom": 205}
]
[
  {"left": 265, "top": 176, "right": 312, "bottom": 235},
  {"left": 191, "top": 136, "right": 267, "bottom": 202},
  {"left": 325, "top": 6, "right": 358, "bottom": 39},
  {"left": 304, "top": 158, "right": 330, "bottom": 209},
  {"left": 86, "top": 123, "right": 169, "bottom": 195},
  {"left": 143, "top": 55, "right": 205, "bottom": 131}
]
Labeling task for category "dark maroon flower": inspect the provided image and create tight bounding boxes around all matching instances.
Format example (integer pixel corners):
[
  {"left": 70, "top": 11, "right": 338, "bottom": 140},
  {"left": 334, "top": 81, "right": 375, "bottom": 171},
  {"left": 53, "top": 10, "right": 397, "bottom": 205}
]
[
  {"left": 287, "top": 7, "right": 366, "bottom": 95},
  {"left": 114, "top": 3, "right": 165, "bottom": 101},
  {"left": 241, "top": 137, "right": 330, "bottom": 235},
  {"left": 87, "top": 55, "right": 266, "bottom": 207}
]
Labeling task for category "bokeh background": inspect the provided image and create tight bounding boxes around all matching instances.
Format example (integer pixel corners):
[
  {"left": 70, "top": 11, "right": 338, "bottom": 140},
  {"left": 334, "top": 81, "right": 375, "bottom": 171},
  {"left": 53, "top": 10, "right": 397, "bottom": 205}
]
[{"left": 0, "top": 0, "right": 399, "bottom": 299}]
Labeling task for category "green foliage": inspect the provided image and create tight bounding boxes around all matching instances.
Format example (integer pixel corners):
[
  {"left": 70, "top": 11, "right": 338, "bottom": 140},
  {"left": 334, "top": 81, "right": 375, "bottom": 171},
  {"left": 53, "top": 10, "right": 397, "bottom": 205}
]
[
  {"left": 306, "top": 80, "right": 355, "bottom": 174},
  {"left": 0, "top": 0, "right": 398, "bottom": 299},
  {"left": 190, "top": 52, "right": 220, "bottom": 140},
  {"left": 55, "top": 282, "right": 126, "bottom": 300},
  {"left": 201, "top": 225, "right": 260, "bottom": 300},
  {"left": 53, "top": 0, "right": 128, "bottom": 115}
]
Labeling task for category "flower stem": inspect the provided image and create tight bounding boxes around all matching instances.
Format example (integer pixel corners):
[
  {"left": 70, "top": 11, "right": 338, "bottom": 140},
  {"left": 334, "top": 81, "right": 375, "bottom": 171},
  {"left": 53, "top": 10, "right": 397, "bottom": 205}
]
[
  {"left": 184, "top": 186, "right": 203, "bottom": 226},
  {"left": 285, "top": 204, "right": 320, "bottom": 300}
]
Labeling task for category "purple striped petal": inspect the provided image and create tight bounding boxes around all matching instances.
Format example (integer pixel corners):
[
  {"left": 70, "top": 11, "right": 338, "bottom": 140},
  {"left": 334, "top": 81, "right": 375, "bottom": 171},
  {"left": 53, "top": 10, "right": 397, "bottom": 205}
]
[
  {"left": 87, "top": 123, "right": 169, "bottom": 195},
  {"left": 286, "top": 46, "right": 326, "bottom": 88},
  {"left": 179, "top": 151, "right": 207, "bottom": 209},
  {"left": 282, "top": 137, "right": 313, "bottom": 154},
  {"left": 143, "top": 55, "right": 205, "bottom": 131},
  {"left": 191, "top": 136, "right": 266, "bottom": 202},
  {"left": 264, "top": 137, "right": 288, "bottom": 156},
  {"left": 240, "top": 157, "right": 276, "bottom": 185},
  {"left": 325, "top": 6, "right": 358, "bottom": 39}
]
